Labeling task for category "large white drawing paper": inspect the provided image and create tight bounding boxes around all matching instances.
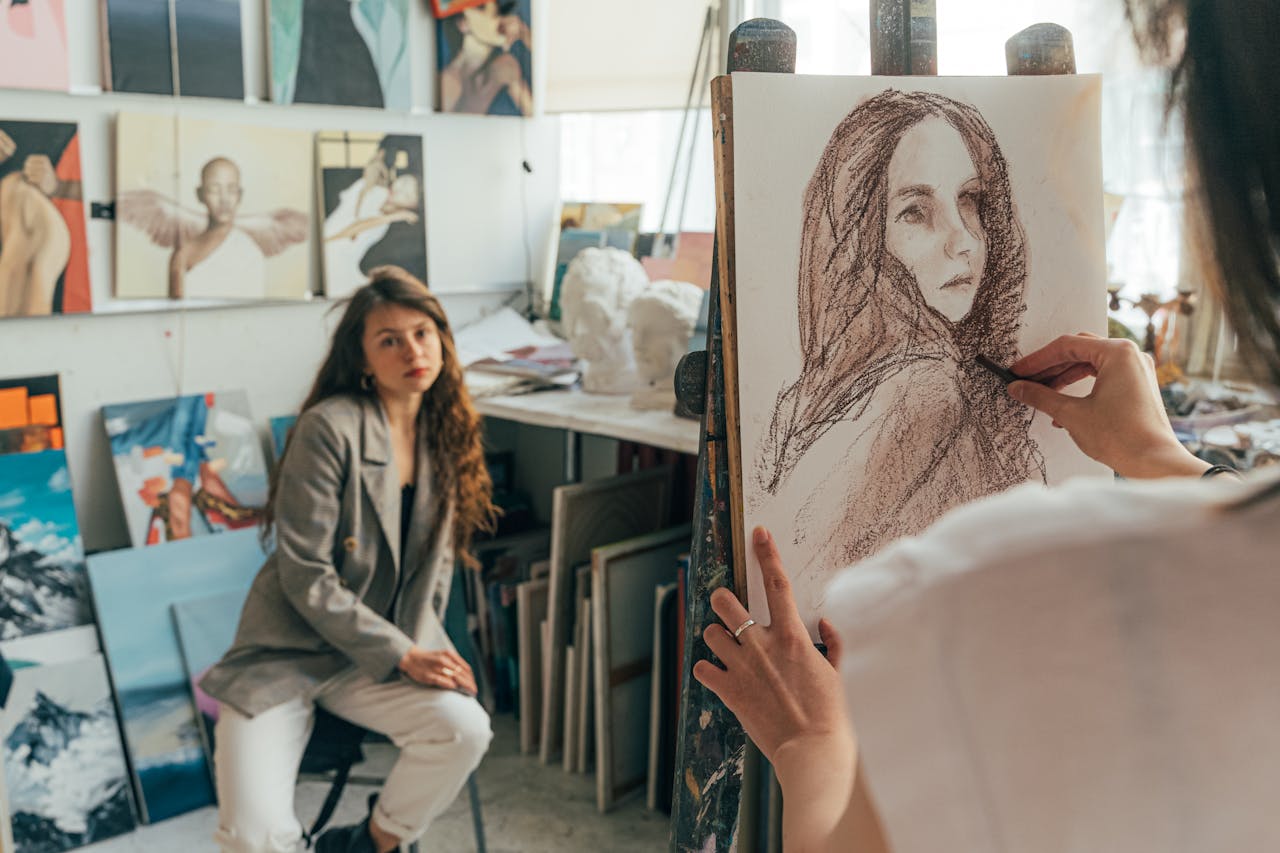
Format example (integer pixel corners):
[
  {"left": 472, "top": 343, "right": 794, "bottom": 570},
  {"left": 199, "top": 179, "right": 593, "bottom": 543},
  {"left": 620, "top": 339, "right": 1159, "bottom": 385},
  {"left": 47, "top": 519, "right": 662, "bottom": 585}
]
[{"left": 733, "top": 73, "right": 1110, "bottom": 634}]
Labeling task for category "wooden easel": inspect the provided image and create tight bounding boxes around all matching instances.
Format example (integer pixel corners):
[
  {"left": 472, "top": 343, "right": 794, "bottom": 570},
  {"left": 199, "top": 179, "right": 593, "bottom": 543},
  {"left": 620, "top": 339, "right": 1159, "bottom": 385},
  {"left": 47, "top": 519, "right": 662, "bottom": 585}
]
[{"left": 670, "top": 12, "right": 1077, "bottom": 852}]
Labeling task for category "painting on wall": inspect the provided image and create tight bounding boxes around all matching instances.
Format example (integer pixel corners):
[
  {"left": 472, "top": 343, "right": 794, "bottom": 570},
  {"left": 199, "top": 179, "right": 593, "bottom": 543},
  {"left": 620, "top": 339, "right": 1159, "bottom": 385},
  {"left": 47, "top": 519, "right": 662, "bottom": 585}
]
[
  {"left": 270, "top": 0, "right": 410, "bottom": 110},
  {"left": 318, "top": 130, "right": 426, "bottom": 298},
  {"left": 731, "top": 74, "right": 1111, "bottom": 634},
  {"left": 0, "top": 644, "right": 136, "bottom": 852},
  {"left": 0, "top": 0, "right": 69, "bottom": 91},
  {"left": 0, "top": 449, "right": 93, "bottom": 641},
  {"left": 101, "top": 391, "right": 270, "bottom": 547},
  {"left": 436, "top": 0, "right": 533, "bottom": 117},
  {"left": 86, "top": 530, "right": 264, "bottom": 824},
  {"left": 0, "top": 375, "right": 63, "bottom": 456},
  {"left": 102, "top": 0, "right": 245, "bottom": 99},
  {"left": 0, "top": 121, "right": 90, "bottom": 318},
  {"left": 268, "top": 414, "right": 296, "bottom": 462},
  {"left": 115, "top": 113, "right": 311, "bottom": 302}
]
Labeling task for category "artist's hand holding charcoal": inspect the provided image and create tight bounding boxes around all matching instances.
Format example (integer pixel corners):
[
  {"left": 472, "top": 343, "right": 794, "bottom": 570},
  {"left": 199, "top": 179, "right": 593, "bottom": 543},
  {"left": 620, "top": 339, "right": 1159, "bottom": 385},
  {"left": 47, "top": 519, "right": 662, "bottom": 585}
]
[
  {"left": 398, "top": 646, "right": 478, "bottom": 695},
  {"left": 694, "top": 526, "right": 856, "bottom": 781},
  {"left": 1006, "top": 333, "right": 1209, "bottom": 480}
]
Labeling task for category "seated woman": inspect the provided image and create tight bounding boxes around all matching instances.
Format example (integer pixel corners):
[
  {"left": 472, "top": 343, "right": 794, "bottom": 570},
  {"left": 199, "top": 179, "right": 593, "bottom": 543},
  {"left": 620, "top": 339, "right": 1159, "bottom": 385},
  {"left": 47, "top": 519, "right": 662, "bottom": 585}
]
[{"left": 202, "top": 266, "right": 498, "bottom": 853}]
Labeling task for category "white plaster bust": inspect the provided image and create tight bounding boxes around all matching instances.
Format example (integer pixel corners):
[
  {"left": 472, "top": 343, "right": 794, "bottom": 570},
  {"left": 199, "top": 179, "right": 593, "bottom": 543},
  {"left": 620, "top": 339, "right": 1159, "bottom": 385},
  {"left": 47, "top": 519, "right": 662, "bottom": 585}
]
[
  {"left": 628, "top": 279, "right": 704, "bottom": 411},
  {"left": 559, "top": 247, "right": 648, "bottom": 394}
]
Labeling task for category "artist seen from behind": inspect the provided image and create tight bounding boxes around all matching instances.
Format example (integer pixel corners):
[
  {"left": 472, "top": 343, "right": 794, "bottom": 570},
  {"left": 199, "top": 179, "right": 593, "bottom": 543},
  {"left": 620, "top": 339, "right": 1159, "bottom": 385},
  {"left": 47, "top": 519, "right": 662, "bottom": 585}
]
[
  {"left": 697, "top": 1, "right": 1280, "bottom": 850},
  {"left": 201, "top": 266, "right": 498, "bottom": 853}
]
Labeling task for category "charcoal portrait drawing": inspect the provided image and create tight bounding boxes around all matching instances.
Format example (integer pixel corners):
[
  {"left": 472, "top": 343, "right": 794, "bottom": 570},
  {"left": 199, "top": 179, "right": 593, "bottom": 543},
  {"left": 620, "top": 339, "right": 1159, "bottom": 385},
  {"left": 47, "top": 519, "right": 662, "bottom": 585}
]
[{"left": 753, "top": 90, "right": 1046, "bottom": 609}]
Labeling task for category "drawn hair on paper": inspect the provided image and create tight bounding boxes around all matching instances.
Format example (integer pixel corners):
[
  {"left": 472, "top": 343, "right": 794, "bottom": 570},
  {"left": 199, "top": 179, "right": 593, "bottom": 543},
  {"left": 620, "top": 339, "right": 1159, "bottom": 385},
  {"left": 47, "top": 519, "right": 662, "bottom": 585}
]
[{"left": 755, "top": 89, "right": 1045, "bottom": 569}]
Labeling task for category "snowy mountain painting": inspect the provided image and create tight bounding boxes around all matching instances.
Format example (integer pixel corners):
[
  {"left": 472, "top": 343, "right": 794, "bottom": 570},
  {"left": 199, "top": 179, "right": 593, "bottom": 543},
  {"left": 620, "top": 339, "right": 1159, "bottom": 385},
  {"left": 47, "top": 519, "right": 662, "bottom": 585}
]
[
  {"left": 0, "top": 652, "right": 136, "bottom": 853},
  {"left": 0, "top": 450, "right": 93, "bottom": 640}
]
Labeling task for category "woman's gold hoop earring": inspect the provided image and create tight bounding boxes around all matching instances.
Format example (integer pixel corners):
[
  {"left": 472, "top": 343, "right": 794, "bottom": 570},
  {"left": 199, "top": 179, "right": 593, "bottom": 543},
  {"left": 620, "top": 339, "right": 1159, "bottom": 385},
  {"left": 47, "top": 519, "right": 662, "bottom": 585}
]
[{"left": 361, "top": 373, "right": 375, "bottom": 391}]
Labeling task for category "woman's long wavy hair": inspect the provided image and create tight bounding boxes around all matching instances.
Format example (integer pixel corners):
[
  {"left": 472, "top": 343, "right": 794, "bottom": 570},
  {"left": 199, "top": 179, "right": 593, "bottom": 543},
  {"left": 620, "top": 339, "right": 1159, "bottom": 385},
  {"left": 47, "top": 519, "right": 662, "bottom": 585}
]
[
  {"left": 760, "top": 90, "right": 1037, "bottom": 494},
  {"left": 265, "top": 266, "right": 498, "bottom": 567}
]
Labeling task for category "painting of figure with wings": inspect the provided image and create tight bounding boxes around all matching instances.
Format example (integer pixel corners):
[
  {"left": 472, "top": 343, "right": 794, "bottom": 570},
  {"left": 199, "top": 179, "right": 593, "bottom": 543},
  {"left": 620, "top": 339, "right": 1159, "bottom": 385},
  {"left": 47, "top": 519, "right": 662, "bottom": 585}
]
[{"left": 114, "top": 114, "right": 313, "bottom": 302}]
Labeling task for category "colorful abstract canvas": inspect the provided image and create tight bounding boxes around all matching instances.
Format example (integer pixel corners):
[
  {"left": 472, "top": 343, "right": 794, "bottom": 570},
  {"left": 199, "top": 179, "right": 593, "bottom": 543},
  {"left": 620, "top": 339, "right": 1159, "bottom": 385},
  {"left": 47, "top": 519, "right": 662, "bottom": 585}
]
[
  {"left": 0, "top": 1, "right": 69, "bottom": 91},
  {"left": 0, "top": 450, "right": 92, "bottom": 641},
  {"left": 0, "top": 643, "right": 136, "bottom": 852},
  {"left": 114, "top": 113, "right": 312, "bottom": 302},
  {"left": 0, "top": 375, "right": 64, "bottom": 456},
  {"left": 102, "top": 0, "right": 245, "bottom": 99},
  {"left": 102, "top": 391, "right": 270, "bottom": 547},
  {"left": 0, "top": 121, "right": 91, "bottom": 318},
  {"left": 270, "top": 0, "right": 410, "bottom": 109},
  {"left": 86, "top": 530, "right": 265, "bottom": 823},
  {"left": 172, "top": 590, "right": 249, "bottom": 781},
  {"left": 436, "top": 0, "right": 533, "bottom": 117},
  {"left": 318, "top": 130, "right": 426, "bottom": 298}
]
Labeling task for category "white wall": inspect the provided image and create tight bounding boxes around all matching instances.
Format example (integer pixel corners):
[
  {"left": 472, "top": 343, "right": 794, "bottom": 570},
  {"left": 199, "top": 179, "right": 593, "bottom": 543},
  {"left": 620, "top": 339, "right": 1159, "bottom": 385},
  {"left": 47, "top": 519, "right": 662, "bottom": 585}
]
[{"left": 0, "top": 0, "right": 565, "bottom": 550}]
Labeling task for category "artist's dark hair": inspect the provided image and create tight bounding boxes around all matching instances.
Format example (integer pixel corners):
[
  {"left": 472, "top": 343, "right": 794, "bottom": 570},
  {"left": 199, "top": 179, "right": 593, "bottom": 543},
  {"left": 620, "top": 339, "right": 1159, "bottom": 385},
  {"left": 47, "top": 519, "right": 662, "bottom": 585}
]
[
  {"left": 1126, "top": 0, "right": 1280, "bottom": 506},
  {"left": 760, "top": 90, "right": 1035, "bottom": 493},
  {"left": 265, "top": 266, "right": 498, "bottom": 566}
]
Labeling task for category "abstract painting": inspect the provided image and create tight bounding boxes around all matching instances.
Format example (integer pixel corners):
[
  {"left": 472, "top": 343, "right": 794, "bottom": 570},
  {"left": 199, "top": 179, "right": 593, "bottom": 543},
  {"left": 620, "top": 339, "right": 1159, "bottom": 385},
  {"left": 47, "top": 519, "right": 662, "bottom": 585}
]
[
  {"left": 101, "top": 391, "right": 270, "bottom": 547},
  {"left": 0, "top": 645, "right": 136, "bottom": 853},
  {"left": 732, "top": 74, "right": 1110, "bottom": 633},
  {"left": 0, "top": 0, "right": 69, "bottom": 91},
  {"left": 102, "top": 0, "right": 245, "bottom": 99},
  {"left": 270, "top": 0, "right": 410, "bottom": 110},
  {"left": 86, "top": 530, "right": 265, "bottom": 823},
  {"left": 0, "top": 375, "right": 63, "bottom": 457},
  {"left": 436, "top": 0, "right": 533, "bottom": 117},
  {"left": 0, "top": 450, "right": 92, "bottom": 641},
  {"left": 317, "top": 130, "right": 426, "bottom": 298},
  {"left": 115, "top": 113, "right": 311, "bottom": 302},
  {"left": 172, "top": 590, "right": 250, "bottom": 782},
  {"left": 0, "top": 121, "right": 90, "bottom": 318}
]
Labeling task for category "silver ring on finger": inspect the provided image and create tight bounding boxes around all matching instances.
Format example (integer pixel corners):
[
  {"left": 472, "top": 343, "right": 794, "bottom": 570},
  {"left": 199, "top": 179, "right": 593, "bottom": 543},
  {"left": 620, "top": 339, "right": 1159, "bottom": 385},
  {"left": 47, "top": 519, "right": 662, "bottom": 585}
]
[
  {"left": 732, "top": 618, "right": 757, "bottom": 641},
  {"left": 442, "top": 667, "right": 455, "bottom": 677}
]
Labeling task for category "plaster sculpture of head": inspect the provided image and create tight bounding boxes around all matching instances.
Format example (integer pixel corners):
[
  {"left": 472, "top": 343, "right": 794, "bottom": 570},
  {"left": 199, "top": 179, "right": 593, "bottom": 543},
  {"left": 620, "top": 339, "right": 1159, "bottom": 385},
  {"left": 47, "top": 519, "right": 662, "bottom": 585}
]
[
  {"left": 559, "top": 247, "right": 647, "bottom": 394},
  {"left": 628, "top": 279, "right": 704, "bottom": 411}
]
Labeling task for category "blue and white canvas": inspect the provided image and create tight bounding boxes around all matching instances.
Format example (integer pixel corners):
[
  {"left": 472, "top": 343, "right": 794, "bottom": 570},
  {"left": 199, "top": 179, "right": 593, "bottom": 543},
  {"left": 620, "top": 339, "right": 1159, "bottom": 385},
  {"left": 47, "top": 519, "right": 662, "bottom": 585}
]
[
  {"left": 0, "top": 450, "right": 92, "bottom": 641},
  {"left": 0, "top": 640, "right": 136, "bottom": 853},
  {"left": 268, "top": 414, "right": 297, "bottom": 462},
  {"left": 102, "top": 391, "right": 269, "bottom": 547},
  {"left": 86, "top": 530, "right": 265, "bottom": 823},
  {"left": 172, "top": 590, "right": 250, "bottom": 778}
]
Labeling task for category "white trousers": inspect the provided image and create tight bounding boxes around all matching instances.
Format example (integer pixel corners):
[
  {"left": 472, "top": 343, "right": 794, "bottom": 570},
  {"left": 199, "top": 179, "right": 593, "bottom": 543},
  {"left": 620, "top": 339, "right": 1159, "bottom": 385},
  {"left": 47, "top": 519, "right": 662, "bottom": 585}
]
[{"left": 212, "top": 669, "right": 492, "bottom": 853}]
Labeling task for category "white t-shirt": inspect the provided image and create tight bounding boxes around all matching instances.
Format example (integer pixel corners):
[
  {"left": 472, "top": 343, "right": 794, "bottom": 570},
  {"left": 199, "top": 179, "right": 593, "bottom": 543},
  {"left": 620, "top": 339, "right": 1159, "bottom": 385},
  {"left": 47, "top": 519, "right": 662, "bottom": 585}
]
[{"left": 826, "top": 469, "right": 1280, "bottom": 853}]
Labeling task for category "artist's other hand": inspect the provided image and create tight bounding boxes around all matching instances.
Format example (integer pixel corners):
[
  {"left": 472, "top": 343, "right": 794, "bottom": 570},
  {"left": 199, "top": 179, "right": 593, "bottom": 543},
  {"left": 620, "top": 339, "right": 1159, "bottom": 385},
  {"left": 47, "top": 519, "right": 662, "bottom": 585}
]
[
  {"left": 398, "top": 646, "right": 478, "bottom": 695},
  {"left": 0, "top": 130, "right": 14, "bottom": 164},
  {"left": 1008, "top": 333, "right": 1208, "bottom": 479},
  {"left": 22, "top": 154, "right": 58, "bottom": 196},
  {"left": 694, "top": 527, "right": 855, "bottom": 778}
]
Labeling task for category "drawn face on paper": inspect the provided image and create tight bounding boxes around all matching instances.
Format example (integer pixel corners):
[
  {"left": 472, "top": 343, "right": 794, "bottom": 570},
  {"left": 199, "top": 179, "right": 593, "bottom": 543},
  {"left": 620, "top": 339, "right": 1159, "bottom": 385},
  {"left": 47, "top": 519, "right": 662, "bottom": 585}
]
[
  {"left": 883, "top": 117, "right": 986, "bottom": 323},
  {"left": 196, "top": 158, "right": 242, "bottom": 227}
]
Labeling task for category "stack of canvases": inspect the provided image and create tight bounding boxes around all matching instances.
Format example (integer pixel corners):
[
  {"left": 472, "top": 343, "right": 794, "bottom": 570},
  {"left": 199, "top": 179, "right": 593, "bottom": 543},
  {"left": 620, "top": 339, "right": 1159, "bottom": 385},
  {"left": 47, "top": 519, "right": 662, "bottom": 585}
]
[
  {"left": 0, "top": 0, "right": 534, "bottom": 320},
  {"left": 495, "top": 466, "right": 690, "bottom": 814},
  {"left": 0, "top": 374, "right": 276, "bottom": 852}
]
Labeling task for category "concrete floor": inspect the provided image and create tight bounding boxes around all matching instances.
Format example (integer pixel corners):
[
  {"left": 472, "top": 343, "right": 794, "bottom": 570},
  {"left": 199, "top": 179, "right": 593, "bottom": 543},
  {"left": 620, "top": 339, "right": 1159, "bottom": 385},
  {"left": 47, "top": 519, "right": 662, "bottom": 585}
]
[{"left": 82, "top": 713, "right": 670, "bottom": 852}]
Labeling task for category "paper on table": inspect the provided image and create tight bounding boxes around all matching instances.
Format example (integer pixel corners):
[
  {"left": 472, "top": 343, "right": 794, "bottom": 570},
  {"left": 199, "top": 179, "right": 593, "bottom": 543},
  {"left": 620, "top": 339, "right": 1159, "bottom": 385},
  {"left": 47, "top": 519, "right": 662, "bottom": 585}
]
[{"left": 454, "top": 307, "right": 564, "bottom": 367}]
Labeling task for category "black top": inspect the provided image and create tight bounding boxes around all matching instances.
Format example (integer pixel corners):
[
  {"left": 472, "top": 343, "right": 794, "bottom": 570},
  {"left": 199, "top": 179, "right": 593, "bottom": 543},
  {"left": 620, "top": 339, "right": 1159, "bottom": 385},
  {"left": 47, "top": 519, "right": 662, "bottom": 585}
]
[{"left": 389, "top": 484, "right": 416, "bottom": 619}]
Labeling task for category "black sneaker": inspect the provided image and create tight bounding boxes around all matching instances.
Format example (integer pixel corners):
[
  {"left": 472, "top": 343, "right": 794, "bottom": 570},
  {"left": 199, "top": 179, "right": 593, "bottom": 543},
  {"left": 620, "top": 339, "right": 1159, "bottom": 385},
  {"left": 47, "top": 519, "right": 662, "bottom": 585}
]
[{"left": 313, "top": 817, "right": 376, "bottom": 853}]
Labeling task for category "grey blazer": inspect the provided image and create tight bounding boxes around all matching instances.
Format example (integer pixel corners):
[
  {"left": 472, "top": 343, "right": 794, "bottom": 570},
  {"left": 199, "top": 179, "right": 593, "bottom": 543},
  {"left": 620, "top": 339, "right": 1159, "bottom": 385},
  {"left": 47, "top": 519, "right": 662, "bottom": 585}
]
[{"left": 201, "top": 394, "right": 457, "bottom": 718}]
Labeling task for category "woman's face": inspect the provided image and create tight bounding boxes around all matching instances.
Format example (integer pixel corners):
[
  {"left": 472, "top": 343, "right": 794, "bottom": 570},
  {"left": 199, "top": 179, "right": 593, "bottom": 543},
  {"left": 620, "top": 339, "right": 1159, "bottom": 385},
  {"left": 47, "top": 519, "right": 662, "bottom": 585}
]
[
  {"left": 361, "top": 303, "right": 444, "bottom": 398},
  {"left": 461, "top": 4, "right": 505, "bottom": 48},
  {"left": 883, "top": 117, "right": 987, "bottom": 323}
]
